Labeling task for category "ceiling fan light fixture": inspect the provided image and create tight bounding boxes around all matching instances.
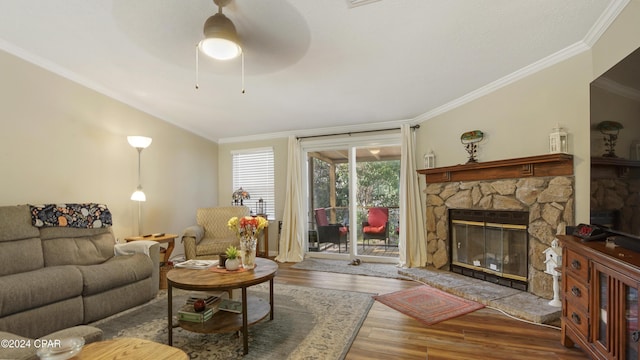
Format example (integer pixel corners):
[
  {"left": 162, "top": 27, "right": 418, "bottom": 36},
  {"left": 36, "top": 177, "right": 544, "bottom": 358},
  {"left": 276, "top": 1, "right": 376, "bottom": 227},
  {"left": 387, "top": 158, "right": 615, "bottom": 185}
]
[{"left": 200, "top": 12, "right": 242, "bottom": 60}]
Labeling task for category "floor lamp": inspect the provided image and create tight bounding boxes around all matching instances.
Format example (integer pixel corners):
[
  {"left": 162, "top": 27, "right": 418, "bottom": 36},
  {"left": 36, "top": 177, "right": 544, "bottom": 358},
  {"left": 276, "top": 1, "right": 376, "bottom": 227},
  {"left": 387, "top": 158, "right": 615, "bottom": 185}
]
[{"left": 128, "top": 135, "right": 152, "bottom": 234}]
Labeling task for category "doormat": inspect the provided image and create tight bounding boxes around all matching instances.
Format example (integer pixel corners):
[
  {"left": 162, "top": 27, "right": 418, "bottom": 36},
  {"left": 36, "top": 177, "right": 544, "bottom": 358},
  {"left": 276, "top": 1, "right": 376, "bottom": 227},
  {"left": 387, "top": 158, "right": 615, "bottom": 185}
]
[{"left": 373, "top": 285, "right": 484, "bottom": 326}]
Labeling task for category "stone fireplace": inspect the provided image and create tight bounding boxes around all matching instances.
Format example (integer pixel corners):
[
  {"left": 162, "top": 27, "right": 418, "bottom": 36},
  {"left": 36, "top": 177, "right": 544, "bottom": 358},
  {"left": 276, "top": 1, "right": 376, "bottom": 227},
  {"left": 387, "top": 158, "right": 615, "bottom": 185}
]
[{"left": 418, "top": 154, "right": 574, "bottom": 299}]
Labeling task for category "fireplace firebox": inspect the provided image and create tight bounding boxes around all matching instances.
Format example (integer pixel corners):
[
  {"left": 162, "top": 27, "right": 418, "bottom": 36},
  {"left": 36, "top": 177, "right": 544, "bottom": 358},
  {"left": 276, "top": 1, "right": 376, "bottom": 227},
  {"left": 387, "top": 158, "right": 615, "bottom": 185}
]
[{"left": 449, "top": 209, "right": 529, "bottom": 291}]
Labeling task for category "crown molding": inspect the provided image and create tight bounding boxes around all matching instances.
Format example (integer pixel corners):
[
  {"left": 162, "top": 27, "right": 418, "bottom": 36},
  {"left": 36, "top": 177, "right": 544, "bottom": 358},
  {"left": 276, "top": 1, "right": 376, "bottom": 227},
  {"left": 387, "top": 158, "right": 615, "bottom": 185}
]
[
  {"left": 412, "top": 41, "right": 591, "bottom": 123},
  {"left": 583, "top": 0, "right": 630, "bottom": 47},
  {"left": 412, "top": 0, "right": 630, "bottom": 124}
]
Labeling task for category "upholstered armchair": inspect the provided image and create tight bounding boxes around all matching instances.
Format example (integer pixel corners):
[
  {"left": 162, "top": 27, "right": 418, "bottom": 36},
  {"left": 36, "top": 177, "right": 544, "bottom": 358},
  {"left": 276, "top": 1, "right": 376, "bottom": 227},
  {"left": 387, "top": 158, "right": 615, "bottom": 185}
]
[{"left": 182, "top": 206, "right": 250, "bottom": 260}]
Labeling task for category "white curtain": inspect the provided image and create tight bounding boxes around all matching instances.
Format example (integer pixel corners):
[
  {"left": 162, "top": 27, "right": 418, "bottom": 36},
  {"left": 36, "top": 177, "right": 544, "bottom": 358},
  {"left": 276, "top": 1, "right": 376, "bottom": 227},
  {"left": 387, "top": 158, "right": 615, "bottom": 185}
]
[
  {"left": 398, "top": 124, "right": 428, "bottom": 267},
  {"left": 275, "top": 136, "right": 304, "bottom": 263}
]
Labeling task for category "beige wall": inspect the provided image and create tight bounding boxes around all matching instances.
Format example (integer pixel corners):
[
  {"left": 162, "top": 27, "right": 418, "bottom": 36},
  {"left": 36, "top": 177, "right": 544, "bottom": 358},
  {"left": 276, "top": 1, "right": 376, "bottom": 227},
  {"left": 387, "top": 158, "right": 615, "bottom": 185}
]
[
  {"left": 0, "top": 49, "right": 218, "bottom": 259},
  {"left": 217, "top": 138, "right": 289, "bottom": 256}
]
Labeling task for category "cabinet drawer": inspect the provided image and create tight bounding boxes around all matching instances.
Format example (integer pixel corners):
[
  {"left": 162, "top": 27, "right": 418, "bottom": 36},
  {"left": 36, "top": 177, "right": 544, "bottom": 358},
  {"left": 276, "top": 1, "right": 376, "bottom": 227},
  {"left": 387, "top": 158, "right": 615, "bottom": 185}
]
[
  {"left": 565, "top": 248, "right": 589, "bottom": 280},
  {"left": 564, "top": 301, "right": 589, "bottom": 338},
  {"left": 564, "top": 273, "right": 589, "bottom": 311}
]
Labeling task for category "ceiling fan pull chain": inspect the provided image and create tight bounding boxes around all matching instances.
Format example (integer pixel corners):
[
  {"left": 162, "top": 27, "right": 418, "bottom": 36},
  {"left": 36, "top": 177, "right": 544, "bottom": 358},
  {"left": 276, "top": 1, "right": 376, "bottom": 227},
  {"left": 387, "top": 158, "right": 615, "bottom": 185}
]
[
  {"left": 195, "top": 45, "right": 200, "bottom": 90},
  {"left": 241, "top": 52, "right": 245, "bottom": 94}
]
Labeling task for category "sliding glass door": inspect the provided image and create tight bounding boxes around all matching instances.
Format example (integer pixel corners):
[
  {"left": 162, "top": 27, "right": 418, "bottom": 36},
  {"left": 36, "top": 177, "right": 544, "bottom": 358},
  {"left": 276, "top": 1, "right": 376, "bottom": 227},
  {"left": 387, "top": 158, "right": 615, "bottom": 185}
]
[{"left": 302, "top": 134, "right": 400, "bottom": 263}]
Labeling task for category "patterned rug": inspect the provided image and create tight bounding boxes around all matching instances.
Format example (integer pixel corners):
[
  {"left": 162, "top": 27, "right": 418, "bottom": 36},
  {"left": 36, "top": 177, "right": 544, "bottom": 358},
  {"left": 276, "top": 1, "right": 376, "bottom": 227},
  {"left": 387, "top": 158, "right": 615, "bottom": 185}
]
[
  {"left": 91, "top": 283, "right": 374, "bottom": 359},
  {"left": 373, "top": 285, "right": 484, "bottom": 325},
  {"left": 291, "top": 258, "right": 411, "bottom": 280}
]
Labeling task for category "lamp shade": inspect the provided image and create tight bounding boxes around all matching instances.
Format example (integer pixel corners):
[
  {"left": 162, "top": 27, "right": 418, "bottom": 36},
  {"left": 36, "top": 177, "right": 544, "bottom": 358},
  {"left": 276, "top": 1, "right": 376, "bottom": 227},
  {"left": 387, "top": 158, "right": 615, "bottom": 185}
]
[
  {"left": 127, "top": 136, "right": 152, "bottom": 149},
  {"left": 131, "top": 187, "right": 146, "bottom": 202},
  {"left": 199, "top": 13, "right": 242, "bottom": 60}
]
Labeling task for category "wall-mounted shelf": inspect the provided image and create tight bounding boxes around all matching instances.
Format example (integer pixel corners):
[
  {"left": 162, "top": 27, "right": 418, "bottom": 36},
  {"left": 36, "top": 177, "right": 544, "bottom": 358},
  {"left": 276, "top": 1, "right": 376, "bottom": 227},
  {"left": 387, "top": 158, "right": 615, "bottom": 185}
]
[{"left": 417, "top": 153, "right": 574, "bottom": 183}]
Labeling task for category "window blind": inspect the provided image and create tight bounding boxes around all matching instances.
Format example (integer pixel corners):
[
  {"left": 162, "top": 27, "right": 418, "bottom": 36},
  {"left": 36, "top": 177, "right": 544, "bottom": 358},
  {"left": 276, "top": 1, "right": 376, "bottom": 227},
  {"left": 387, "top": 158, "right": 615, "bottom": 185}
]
[{"left": 232, "top": 147, "right": 275, "bottom": 219}]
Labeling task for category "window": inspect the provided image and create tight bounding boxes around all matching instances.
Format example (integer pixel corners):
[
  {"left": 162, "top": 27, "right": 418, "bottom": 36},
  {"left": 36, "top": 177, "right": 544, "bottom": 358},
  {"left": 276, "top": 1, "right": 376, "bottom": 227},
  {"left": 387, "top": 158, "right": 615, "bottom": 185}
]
[{"left": 232, "top": 147, "right": 275, "bottom": 219}]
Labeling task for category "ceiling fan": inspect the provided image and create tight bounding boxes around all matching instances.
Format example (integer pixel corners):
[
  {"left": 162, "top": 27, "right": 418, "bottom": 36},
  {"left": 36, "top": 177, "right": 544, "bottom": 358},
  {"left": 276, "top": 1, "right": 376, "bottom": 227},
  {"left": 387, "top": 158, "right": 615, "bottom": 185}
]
[
  {"left": 195, "top": 0, "right": 245, "bottom": 92},
  {"left": 198, "top": 0, "right": 242, "bottom": 61}
]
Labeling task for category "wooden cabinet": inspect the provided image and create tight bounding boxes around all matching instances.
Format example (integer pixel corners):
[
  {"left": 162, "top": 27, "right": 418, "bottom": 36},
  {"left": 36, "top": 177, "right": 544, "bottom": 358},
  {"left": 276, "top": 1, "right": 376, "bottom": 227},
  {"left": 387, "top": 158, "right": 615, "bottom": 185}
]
[{"left": 559, "top": 235, "right": 640, "bottom": 359}]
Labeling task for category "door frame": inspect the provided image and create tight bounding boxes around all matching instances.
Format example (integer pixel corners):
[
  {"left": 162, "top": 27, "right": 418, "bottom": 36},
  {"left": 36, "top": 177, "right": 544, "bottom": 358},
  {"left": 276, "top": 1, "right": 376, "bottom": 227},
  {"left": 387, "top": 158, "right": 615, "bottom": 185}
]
[{"left": 300, "top": 133, "right": 400, "bottom": 263}]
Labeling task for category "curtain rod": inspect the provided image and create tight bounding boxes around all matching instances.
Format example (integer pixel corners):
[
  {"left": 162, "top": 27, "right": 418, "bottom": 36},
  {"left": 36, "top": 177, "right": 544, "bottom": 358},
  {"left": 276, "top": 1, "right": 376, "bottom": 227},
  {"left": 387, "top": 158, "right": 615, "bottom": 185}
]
[{"left": 297, "top": 124, "right": 420, "bottom": 140}]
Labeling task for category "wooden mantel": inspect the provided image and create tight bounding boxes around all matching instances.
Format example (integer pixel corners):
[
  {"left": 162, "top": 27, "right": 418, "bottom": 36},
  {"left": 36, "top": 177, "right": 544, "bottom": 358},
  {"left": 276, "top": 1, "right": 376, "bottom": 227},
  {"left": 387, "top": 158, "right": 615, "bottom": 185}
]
[{"left": 417, "top": 153, "right": 573, "bottom": 183}]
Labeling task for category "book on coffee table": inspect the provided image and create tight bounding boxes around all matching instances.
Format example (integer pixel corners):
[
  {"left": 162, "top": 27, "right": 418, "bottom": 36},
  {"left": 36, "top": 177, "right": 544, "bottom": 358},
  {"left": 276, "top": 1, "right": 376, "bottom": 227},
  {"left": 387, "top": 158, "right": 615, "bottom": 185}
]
[
  {"left": 218, "top": 299, "right": 242, "bottom": 313},
  {"left": 178, "top": 303, "right": 217, "bottom": 322},
  {"left": 174, "top": 259, "right": 218, "bottom": 269}
]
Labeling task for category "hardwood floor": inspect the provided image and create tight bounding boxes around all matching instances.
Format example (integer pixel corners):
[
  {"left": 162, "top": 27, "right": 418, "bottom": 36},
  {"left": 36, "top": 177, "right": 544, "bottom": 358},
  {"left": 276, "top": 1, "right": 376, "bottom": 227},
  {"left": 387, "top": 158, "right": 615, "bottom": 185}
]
[{"left": 274, "top": 262, "right": 588, "bottom": 360}]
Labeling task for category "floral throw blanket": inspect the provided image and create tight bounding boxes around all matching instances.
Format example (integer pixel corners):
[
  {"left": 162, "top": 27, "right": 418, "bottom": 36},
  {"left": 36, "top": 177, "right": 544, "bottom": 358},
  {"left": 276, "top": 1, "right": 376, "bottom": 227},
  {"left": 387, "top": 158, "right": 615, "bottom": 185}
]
[{"left": 29, "top": 203, "right": 112, "bottom": 228}]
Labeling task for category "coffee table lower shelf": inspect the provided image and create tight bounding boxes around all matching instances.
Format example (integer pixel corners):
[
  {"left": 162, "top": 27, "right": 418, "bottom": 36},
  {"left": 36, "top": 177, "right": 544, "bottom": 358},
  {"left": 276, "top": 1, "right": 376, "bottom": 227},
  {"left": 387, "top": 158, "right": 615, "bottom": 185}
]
[{"left": 177, "top": 296, "right": 270, "bottom": 333}]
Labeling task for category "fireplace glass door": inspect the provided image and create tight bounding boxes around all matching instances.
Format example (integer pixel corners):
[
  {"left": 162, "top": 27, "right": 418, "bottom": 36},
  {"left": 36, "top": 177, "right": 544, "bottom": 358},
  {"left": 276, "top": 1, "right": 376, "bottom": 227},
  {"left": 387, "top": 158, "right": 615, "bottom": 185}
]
[
  {"left": 485, "top": 223, "right": 527, "bottom": 281},
  {"left": 450, "top": 211, "right": 528, "bottom": 290},
  {"left": 451, "top": 220, "right": 485, "bottom": 268}
]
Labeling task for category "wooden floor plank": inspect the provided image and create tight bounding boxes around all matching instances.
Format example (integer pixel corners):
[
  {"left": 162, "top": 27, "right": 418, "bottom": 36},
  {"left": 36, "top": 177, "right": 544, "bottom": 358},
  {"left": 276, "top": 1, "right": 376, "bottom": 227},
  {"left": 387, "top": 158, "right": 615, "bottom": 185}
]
[{"left": 273, "top": 262, "right": 588, "bottom": 360}]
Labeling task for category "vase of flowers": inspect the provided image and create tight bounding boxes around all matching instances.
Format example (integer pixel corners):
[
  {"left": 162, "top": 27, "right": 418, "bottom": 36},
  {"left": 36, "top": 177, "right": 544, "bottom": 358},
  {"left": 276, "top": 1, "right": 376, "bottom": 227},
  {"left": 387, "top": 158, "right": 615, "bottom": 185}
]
[{"left": 228, "top": 216, "right": 268, "bottom": 269}]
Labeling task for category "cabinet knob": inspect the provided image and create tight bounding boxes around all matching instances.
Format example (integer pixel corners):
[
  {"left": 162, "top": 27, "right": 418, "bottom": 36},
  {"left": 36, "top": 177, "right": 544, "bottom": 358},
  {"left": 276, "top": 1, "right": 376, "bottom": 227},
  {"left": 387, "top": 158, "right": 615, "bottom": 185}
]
[
  {"left": 571, "top": 259, "right": 581, "bottom": 270},
  {"left": 571, "top": 286, "right": 581, "bottom": 297},
  {"left": 571, "top": 312, "right": 581, "bottom": 325}
]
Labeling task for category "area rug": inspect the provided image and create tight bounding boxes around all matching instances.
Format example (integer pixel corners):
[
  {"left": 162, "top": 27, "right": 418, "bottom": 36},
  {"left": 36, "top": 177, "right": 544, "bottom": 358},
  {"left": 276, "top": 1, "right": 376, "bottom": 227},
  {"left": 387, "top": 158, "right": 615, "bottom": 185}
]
[
  {"left": 91, "top": 283, "right": 374, "bottom": 360},
  {"left": 292, "top": 258, "right": 411, "bottom": 279},
  {"left": 373, "top": 285, "right": 484, "bottom": 326}
]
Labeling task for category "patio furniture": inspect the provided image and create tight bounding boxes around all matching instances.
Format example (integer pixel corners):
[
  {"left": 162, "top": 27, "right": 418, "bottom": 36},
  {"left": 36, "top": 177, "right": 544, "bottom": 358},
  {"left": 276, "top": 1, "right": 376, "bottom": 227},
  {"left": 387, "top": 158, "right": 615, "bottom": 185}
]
[
  {"left": 314, "top": 208, "right": 348, "bottom": 253},
  {"left": 362, "top": 207, "right": 389, "bottom": 247}
]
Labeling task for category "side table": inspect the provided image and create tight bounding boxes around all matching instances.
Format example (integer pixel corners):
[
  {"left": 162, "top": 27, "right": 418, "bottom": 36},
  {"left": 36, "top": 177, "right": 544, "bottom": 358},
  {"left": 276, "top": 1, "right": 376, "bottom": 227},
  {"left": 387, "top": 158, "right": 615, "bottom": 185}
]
[{"left": 124, "top": 233, "right": 178, "bottom": 263}]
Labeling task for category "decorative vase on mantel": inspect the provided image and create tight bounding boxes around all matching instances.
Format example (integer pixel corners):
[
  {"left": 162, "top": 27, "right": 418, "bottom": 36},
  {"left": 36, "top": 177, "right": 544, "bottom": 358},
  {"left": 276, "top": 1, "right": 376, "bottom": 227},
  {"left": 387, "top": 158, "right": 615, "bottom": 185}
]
[{"left": 240, "top": 236, "right": 257, "bottom": 270}]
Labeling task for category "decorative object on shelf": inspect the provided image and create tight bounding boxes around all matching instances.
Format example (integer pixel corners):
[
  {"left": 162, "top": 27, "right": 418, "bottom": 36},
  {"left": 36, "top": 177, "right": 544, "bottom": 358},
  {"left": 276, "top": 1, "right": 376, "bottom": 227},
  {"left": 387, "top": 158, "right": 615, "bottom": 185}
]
[
  {"left": 549, "top": 124, "right": 568, "bottom": 154},
  {"left": 424, "top": 150, "right": 436, "bottom": 169},
  {"left": 543, "top": 239, "right": 562, "bottom": 307},
  {"left": 228, "top": 216, "right": 268, "bottom": 269},
  {"left": 460, "top": 130, "right": 484, "bottom": 164},
  {"left": 255, "top": 198, "right": 266, "bottom": 216},
  {"left": 127, "top": 135, "right": 152, "bottom": 235},
  {"left": 597, "top": 120, "right": 623, "bottom": 158},
  {"left": 232, "top": 187, "right": 250, "bottom": 205},
  {"left": 224, "top": 246, "right": 240, "bottom": 270}
]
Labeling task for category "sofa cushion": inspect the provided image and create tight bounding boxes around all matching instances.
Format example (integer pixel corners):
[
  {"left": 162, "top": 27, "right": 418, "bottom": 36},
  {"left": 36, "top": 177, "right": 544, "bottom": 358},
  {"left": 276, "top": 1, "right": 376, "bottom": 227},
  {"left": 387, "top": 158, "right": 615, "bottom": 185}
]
[
  {"left": 41, "top": 228, "right": 115, "bottom": 267},
  {"left": 76, "top": 254, "right": 152, "bottom": 296},
  {"left": 0, "top": 238, "right": 44, "bottom": 277},
  {"left": 0, "top": 296, "right": 84, "bottom": 340},
  {"left": 0, "top": 266, "right": 83, "bottom": 317},
  {"left": 0, "top": 205, "right": 39, "bottom": 242}
]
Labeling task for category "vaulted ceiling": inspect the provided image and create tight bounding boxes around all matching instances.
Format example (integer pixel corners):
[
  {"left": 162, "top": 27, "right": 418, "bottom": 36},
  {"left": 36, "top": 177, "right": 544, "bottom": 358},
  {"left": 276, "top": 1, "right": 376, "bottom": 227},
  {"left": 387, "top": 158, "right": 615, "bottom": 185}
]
[{"left": 0, "top": 0, "right": 625, "bottom": 142}]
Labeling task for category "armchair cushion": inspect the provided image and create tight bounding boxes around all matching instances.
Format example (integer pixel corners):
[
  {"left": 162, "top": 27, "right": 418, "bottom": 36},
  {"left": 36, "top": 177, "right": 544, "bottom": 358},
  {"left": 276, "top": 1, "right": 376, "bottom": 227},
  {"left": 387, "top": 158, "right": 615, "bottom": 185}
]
[
  {"left": 182, "top": 225, "right": 204, "bottom": 245},
  {"left": 366, "top": 207, "right": 388, "bottom": 228},
  {"left": 363, "top": 224, "right": 386, "bottom": 234}
]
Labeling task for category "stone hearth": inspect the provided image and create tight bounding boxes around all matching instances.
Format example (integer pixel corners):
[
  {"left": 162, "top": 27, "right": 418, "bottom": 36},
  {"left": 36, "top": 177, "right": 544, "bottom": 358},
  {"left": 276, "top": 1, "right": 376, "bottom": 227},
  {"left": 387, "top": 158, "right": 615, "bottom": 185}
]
[{"left": 418, "top": 155, "right": 575, "bottom": 299}]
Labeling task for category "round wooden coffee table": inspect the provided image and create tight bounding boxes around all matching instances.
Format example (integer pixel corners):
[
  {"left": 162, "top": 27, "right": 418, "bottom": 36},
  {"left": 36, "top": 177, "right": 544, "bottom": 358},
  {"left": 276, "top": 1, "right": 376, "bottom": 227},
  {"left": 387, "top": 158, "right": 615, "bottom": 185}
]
[
  {"left": 77, "top": 337, "right": 188, "bottom": 359},
  {"left": 166, "top": 257, "right": 278, "bottom": 355}
]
